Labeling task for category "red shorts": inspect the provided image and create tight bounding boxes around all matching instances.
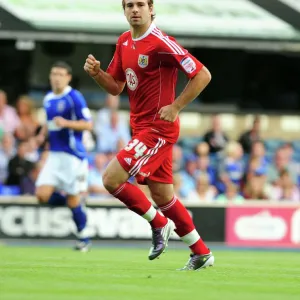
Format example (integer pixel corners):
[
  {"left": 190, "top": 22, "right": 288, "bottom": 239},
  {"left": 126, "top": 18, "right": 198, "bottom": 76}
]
[{"left": 117, "top": 128, "right": 174, "bottom": 185}]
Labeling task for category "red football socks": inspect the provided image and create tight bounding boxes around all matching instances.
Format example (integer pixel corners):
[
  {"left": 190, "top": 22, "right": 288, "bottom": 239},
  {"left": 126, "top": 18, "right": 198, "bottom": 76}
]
[
  {"left": 159, "top": 196, "right": 210, "bottom": 255},
  {"left": 112, "top": 182, "right": 168, "bottom": 228}
]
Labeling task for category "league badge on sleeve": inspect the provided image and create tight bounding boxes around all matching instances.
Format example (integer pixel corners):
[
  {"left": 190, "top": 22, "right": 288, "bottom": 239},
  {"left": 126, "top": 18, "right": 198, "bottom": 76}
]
[
  {"left": 180, "top": 57, "right": 196, "bottom": 74},
  {"left": 138, "top": 54, "right": 149, "bottom": 68}
]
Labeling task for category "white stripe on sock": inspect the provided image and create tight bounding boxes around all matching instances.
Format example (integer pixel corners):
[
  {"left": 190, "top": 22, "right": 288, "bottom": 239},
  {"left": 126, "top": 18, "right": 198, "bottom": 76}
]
[
  {"left": 160, "top": 196, "right": 177, "bottom": 212},
  {"left": 77, "top": 227, "right": 90, "bottom": 239},
  {"left": 180, "top": 229, "right": 200, "bottom": 246},
  {"left": 112, "top": 183, "right": 126, "bottom": 196},
  {"left": 142, "top": 206, "right": 157, "bottom": 222}
]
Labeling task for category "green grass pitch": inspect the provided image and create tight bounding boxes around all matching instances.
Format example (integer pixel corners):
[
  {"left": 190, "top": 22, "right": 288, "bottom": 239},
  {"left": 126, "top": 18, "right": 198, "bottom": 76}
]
[{"left": 0, "top": 245, "right": 299, "bottom": 300}]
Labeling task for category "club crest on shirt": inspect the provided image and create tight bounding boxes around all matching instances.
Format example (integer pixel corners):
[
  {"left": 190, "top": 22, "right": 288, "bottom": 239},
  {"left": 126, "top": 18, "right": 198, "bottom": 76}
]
[
  {"left": 57, "top": 101, "right": 65, "bottom": 112},
  {"left": 138, "top": 54, "right": 149, "bottom": 68}
]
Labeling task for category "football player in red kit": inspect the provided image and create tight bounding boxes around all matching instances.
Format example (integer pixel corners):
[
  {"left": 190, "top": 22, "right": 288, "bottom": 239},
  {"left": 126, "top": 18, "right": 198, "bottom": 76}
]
[{"left": 84, "top": 0, "right": 214, "bottom": 270}]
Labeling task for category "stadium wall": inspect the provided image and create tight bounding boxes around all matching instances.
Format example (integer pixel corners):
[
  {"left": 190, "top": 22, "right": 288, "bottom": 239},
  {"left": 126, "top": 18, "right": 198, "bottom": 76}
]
[{"left": 0, "top": 198, "right": 299, "bottom": 248}]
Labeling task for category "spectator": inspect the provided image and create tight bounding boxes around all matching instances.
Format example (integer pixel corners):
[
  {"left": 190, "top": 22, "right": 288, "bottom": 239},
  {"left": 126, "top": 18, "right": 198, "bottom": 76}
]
[
  {"left": 179, "top": 154, "right": 198, "bottom": 198},
  {"left": 16, "top": 95, "right": 40, "bottom": 140},
  {"left": 238, "top": 115, "right": 261, "bottom": 154},
  {"left": 6, "top": 141, "right": 34, "bottom": 186},
  {"left": 116, "top": 139, "right": 126, "bottom": 152},
  {"left": 20, "top": 161, "right": 43, "bottom": 195},
  {"left": 172, "top": 144, "right": 183, "bottom": 172},
  {"left": 195, "top": 142, "right": 209, "bottom": 157},
  {"left": 0, "top": 90, "right": 21, "bottom": 135},
  {"left": 24, "top": 137, "right": 39, "bottom": 163},
  {"left": 267, "top": 148, "right": 297, "bottom": 185},
  {"left": 82, "top": 130, "right": 96, "bottom": 152},
  {"left": 0, "top": 133, "right": 16, "bottom": 183},
  {"left": 243, "top": 158, "right": 270, "bottom": 200},
  {"left": 203, "top": 114, "right": 228, "bottom": 153},
  {"left": 281, "top": 142, "right": 299, "bottom": 175},
  {"left": 271, "top": 170, "right": 300, "bottom": 202},
  {"left": 173, "top": 172, "right": 184, "bottom": 198},
  {"left": 187, "top": 173, "right": 216, "bottom": 202},
  {"left": 216, "top": 183, "right": 244, "bottom": 203},
  {"left": 247, "top": 141, "right": 268, "bottom": 178},
  {"left": 195, "top": 155, "right": 216, "bottom": 185},
  {"left": 217, "top": 141, "right": 244, "bottom": 193},
  {"left": 95, "top": 110, "right": 131, "bottom": 153},
  {"left": 282, "top": 142, "right": 294, "bottom": 161},
  {"left": 88, "top": 153, "right": 110, "bottom": 197},
  {"left": 95, "top": 94, "right": 121, "bottom": 127}
]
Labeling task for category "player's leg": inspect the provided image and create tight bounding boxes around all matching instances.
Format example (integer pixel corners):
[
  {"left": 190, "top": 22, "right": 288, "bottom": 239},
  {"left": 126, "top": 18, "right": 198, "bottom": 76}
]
[
  {"left": 102, "top": 157, "right": 169, "bottom": 233},
  {"left": 103, "top": 157, "right": 172, "bottom": 260},
  {"left": 63, "top": 156, "right": 90, "bottom": 251},
  {"left": 35, "top": 185, "right": 56, "bottom": 203},
  {"left": 35, "top": 153, "right": 67, "bottom": 206},
  {"left": 111, "top": 134, "right": 180, "bottom": 260},
  {"left": 67, "top": 194, "right": 90, "bottom": 252},
  {"left": 147, "top": 157, "right": 214, "bottom": 270}
]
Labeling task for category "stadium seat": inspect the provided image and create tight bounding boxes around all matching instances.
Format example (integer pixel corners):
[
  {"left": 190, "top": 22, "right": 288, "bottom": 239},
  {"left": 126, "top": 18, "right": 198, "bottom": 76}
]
[
  {"left": 291, "top": 140, "right": 300, "bottom": 152},
  {"left": 182, "top": 148, "right": 195, "bottom": 161},
  {"left": 264, "top": 139, "right": 285, "bottom": 152},
  {"left": 179, "top": 136, "right": 203, "bottom": 152},
  {"left": 0, "top": 185, "right": 21, "bottom": 195},
  {"left": 292, "top": 152, "right": 300, "bottom": 163},
  {"left": 265, "top": 151, "right": 274, "bottom": 163}
]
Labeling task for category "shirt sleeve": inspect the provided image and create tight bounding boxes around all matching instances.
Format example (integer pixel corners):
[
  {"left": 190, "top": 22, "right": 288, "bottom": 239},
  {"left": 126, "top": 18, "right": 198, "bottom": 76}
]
[
  {"left": 158, "top": 36, "right": 203, "bottom": 79},
  {"left": 72, "top": 91, "right": 92, "bottom": 121},
  {"left": 106, "top": 37, "right": 126, "bottom": 82}
]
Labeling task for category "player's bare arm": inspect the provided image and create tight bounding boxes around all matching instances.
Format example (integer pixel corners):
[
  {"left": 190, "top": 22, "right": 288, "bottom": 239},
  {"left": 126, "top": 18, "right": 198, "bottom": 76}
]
[
  {"left": 84, "top": 54, "right": 125, "bottom": 96},
  {"left": 159, "top": 66, "right": 211, "bottom": 122},
  {"left": 53, "top": 116, "right": 93, "bottom": 131}
]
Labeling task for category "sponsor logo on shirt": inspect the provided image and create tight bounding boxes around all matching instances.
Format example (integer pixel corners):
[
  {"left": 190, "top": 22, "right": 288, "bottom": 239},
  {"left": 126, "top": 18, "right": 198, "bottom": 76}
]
[
  {"left": 125, "top": 68, "right": 138, "bottom": 91},
  {"left": 138, "top": 54, "right": 149, "bottom": 68},
  {"left": 180, "top": 57, "right": 196, "bottom": 74}
]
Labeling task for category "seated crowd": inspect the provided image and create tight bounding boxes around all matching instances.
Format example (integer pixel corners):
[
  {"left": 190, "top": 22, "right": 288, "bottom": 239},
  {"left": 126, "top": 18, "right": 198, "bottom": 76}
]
[{"left": 0, "top": 89, "right": 299, "bottom": 203}]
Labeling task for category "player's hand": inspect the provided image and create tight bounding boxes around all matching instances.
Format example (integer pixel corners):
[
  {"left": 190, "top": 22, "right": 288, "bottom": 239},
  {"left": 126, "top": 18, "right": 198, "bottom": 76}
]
[
  {"left": 84, "top": 54, "right": 101, "bottom": 77},
  {"left": 53, "top": 117, "right": 69, "bottom": 128},
  {"left": 159, "top": 104, "right": 180, "bottom": 122}
]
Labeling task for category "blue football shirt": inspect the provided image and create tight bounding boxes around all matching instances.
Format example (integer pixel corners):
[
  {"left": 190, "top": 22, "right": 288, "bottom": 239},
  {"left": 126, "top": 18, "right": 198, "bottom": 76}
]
[{"left": 43, "top": 86, "right": 91, "bottom": 160}]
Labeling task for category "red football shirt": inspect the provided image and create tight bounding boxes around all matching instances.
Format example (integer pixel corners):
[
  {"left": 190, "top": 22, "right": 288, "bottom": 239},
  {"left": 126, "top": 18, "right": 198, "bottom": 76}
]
[{"left": 107, "top": 23, "right": 204, "bottom": 142}]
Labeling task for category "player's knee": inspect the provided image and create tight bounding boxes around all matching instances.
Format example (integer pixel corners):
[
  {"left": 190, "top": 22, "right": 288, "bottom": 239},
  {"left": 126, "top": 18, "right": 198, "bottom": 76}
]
[
  {"left": 151, "top": 190, "right": 164, "bottom": 203},
  {"left": 151, "top": 190, "right": 173, "bottom": 205},
  {"left": 102, "top": 170, "right": 120, "bottom": 193},
  {"left": 35, "top": 190, "right": 50, "bottom": 204}
]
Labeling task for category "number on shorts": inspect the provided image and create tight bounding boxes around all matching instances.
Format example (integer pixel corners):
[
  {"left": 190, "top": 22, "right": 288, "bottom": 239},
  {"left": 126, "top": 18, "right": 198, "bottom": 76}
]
[{"left": 125, "top": 139, "right": 147, "bottom": 159}]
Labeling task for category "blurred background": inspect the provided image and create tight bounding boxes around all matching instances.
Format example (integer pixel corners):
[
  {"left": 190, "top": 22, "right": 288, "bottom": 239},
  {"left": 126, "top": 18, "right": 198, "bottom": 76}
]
[{"left": 0, "top": 0, "right": 300, "bottom": 248}]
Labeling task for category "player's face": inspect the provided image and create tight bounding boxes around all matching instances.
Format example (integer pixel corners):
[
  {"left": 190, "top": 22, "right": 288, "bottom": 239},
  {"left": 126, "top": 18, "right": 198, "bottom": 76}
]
[
  {"left": 49, "top": 67, "right": 71, "bottom": 93},
  {"left": 124, "top": 0, "right": 153, "bottom": 27}
]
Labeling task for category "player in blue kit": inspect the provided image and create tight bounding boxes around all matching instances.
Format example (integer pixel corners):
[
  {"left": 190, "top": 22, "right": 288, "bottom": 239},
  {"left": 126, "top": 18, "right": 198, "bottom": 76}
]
[{"left": 35, "top": 61, "right": 93, "bottom": 251}]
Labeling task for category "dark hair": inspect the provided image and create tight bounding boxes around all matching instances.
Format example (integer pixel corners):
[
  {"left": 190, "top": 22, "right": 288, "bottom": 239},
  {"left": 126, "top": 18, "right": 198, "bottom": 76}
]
[
  {"left": 122, "top": 0, "right": 155, "bottom": 21},
  {"left": 51, "top": 61, "right": 72, "bottom": 75}
]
